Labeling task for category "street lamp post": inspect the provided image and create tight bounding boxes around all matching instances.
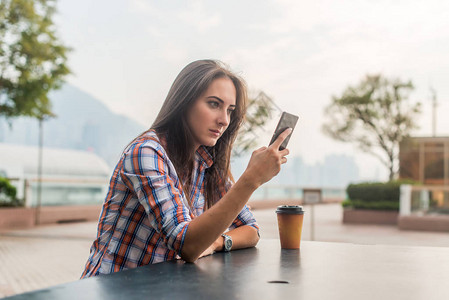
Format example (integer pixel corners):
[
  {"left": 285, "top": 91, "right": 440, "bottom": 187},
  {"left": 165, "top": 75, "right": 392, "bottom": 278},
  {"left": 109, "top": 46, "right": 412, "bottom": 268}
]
[
  {"left": 430, "top": 87, "right": 437, "bottom": 137},
  {"left": 35, "top": 117, "right": 44, "bottom": 225}
]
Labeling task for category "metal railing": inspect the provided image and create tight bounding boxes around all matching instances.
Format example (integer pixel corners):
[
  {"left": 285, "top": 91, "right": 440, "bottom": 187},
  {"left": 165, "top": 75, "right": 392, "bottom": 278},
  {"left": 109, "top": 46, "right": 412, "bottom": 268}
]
[
  {"left": 251, "top": 185, "right": 346, "bottom": 201},
  {"left": 4, "top": 176, "right": 108, "bottom": 207}
]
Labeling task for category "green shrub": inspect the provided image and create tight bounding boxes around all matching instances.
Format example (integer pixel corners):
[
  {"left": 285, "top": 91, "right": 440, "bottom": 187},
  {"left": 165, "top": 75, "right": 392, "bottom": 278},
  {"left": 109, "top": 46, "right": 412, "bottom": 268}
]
[
  {"left": 341, "top": 199, "right": 352, "bottom": 208},
  {"left": 343, "top": 199, "right": 399, "bottom": 210},
  {"left": 343, "top": 180, "right": 416, "bottom": 211},
  {"left": 0, "top": 177, "right": 22, "bottom": 207}
]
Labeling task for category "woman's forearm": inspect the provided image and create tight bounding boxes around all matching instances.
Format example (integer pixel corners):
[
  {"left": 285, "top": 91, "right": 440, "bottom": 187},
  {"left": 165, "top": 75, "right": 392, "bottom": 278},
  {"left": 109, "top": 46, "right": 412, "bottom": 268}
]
[
  {"left": 180, "top": 128, "right": 291, "bottom": 263},
  {"left": 215, "top": 225, "right": 259, "bottom": 252},
  {"left": 180, "top": 173, "right": 258, "bottom": 262}
]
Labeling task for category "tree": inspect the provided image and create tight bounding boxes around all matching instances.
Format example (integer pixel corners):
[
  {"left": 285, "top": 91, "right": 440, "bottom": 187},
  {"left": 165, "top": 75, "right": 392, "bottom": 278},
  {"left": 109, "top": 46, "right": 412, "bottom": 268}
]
[
  {"left": 234, "top": 91, "right": 279, "bottom": 156},
  {"left": 0, "top": 176, "right": 19, "bottom": 206},
  {"left": 0, "top": 0, "right": 70, "bottom": 121},
  {"left": 322, "top": 75, "right": 421, "bottom": 181}
]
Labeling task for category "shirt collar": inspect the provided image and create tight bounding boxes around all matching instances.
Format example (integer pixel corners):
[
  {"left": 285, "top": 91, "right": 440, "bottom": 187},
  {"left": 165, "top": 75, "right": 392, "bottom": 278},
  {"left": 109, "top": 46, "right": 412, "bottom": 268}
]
[
  {"left": 196, "top": 146, "right": 214, "bottom": 168},
  {"left": 148, "top": 129, "right": 214, "bottom": 168}
]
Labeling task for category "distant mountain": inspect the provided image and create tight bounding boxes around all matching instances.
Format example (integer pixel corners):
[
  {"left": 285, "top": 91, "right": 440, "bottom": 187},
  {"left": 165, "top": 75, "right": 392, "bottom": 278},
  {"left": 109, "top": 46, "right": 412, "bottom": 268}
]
[{"left": 0, "top": 84, "right": 146, "bottom": 168}]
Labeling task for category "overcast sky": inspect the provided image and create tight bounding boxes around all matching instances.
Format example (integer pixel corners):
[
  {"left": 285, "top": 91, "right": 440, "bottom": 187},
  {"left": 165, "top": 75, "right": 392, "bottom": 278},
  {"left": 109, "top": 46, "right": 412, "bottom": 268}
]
[{"left": 54, "top": 0, "right": 449, "bottom": 180}]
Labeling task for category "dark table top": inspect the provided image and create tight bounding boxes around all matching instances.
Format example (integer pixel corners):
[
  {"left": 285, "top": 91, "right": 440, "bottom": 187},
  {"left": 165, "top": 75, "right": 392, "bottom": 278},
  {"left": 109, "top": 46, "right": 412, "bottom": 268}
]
[{"left": 6, "top": 239, "right": 449, "bottom": 300}]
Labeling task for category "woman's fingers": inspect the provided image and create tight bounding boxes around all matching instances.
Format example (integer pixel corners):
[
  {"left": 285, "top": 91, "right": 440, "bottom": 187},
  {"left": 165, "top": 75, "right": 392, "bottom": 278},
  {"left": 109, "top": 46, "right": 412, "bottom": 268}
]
[
  {"left": 270, "top": 128, "right": 292, "bottom": 150},
  {"left": 279, "top": 148, "right": 289, "bottom": 157},
  {"left": 244, "top": 134, "right": 292, "bottom": 187},
  {"left": 198, "top": 244, "right": 215, "bottom": 258},
  {"left": 255, "top": 146, "right": 267, "bottom": 153}
]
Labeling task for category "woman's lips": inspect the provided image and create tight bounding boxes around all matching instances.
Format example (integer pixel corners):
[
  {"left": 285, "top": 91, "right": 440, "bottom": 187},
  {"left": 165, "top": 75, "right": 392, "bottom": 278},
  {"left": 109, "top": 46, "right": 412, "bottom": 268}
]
[{"left": 209, "top": 129, "right": 220, "bottom": 137}]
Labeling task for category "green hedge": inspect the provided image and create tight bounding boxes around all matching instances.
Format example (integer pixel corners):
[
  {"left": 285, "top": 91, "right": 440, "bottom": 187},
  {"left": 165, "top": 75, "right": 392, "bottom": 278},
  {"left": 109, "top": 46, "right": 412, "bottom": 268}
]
[
  {"left": 0, "top": 177, "right": 22, "bottom": 207},
  {"left": 343, "top": 180, "right": 416, "bottom": 211},
  {"left": 342, "top": 199, "right": 400, "bottom": 210}
]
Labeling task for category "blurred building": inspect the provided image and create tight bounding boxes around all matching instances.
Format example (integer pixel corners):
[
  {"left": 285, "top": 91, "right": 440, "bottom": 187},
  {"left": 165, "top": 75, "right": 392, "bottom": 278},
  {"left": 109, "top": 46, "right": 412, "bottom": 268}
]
[
  {"left": 0, "top": 143, "right": 110, "bottom": 207},
  {"left": 399, "top": 137, "right": 449, "bottom": 215},
  {"left": 400, "top": 137, "right": 448, "bottom": 185}
]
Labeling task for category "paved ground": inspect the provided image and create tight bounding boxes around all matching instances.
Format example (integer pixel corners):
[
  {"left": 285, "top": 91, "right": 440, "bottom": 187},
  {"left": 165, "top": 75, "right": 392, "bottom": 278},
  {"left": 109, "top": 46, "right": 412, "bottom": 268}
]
[{"left": 1, "top": 203, "right": 449, "bottom": 298}]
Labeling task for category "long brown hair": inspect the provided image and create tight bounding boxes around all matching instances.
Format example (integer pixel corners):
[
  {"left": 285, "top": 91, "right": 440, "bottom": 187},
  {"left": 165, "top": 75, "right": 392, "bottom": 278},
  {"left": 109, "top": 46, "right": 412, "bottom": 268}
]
[{"left": 139, "top": 60, "right": 247, "bottom": 209}]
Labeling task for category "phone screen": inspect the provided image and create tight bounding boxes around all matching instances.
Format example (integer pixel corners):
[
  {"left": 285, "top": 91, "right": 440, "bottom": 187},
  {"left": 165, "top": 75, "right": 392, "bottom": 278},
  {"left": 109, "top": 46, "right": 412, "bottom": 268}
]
[{"left": 269, "top": 112, "right": 299, "bottom": 150}]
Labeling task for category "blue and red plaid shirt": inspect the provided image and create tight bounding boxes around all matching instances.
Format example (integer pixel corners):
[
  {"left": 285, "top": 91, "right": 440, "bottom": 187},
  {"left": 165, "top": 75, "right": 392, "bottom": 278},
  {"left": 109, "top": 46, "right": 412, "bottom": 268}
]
[{"left": 81, "top": 130, "right": 259, "bottom": 277}]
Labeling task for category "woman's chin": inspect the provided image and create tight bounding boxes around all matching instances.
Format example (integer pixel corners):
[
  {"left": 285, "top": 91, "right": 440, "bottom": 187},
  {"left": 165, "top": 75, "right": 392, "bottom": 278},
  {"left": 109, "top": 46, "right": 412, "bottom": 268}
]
[{"left": 202, "top": 139, "right": 218, "bottom": 147}]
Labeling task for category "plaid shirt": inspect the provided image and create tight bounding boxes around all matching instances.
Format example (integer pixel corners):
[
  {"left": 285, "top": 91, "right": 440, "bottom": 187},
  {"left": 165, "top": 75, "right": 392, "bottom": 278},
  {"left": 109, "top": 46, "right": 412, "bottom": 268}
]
[{"left": 81, "top": 130, "right": 258, "bottom": 277}]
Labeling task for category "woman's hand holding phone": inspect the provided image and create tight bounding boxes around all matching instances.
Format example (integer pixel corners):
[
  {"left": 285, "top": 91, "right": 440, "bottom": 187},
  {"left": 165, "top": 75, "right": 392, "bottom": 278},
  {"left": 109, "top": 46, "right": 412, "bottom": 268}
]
[{"left": 242, "top": 128, "right": 292, "bottom": 188}]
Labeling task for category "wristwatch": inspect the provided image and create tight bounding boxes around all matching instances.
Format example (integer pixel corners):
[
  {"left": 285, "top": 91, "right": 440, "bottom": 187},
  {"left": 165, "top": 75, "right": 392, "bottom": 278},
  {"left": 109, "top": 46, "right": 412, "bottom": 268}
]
[{"left": 222, "top": 233, "right": 233, "bottom": 252}]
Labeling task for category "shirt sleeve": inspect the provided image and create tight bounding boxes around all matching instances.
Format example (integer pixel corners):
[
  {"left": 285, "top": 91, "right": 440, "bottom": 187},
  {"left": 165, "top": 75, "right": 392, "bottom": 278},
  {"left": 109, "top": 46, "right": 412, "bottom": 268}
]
[
  {"left": 120, "top": 141, "right": 191, "bottom": 254},
  {"left": 228, "top": 204, "right": 260, "bottom": 235}
]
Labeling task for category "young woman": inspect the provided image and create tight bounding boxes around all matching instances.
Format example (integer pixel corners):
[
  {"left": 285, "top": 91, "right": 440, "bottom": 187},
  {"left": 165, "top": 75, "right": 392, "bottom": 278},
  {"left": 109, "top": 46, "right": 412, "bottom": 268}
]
[{"left": 81, "top": 60, "right": 291, "bottom": 277}]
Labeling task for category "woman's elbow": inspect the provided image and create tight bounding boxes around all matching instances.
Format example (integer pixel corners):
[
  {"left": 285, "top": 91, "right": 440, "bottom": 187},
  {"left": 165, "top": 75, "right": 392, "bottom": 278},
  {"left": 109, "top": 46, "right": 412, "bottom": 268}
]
[
  {"left": 181, "top": 254, "right": 198, "bottom": 263},
  {"left": 251, "top": 232, "right": 260, "bottom": 248},
  {"left": 180, "top": 245, "right": 200, "bottom": 263},
  {"left": 249, "top": 226, "right": 260, "bottom": 247}
]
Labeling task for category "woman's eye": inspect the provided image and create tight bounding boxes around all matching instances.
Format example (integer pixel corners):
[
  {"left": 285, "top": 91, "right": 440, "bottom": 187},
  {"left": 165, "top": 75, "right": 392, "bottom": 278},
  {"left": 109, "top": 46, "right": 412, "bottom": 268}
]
[
  {"left": 208, "top": 101, "right": 219, "bottom": 108},
  {"left": 228, "top": 109, "right": 235, "bottom": 115}
]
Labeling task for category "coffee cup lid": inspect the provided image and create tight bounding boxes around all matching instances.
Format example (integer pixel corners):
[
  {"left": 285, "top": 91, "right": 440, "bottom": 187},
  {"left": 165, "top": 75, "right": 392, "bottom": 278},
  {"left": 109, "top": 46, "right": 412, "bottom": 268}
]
[{"left": 275, "top": 205, "right": 304, "bottom": 214}]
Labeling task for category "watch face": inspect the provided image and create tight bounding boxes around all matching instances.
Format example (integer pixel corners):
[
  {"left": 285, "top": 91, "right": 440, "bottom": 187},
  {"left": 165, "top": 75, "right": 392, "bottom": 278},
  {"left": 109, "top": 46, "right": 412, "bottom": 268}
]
[{"left": 225, "top": 237, "right": 232, "bottom": 251}]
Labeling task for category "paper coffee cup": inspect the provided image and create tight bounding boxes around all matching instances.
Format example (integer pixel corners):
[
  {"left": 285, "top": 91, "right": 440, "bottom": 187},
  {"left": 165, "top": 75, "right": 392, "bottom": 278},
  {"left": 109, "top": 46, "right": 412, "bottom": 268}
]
[{"left": 276, "top": 205, "right": 305, "bottom": 249}]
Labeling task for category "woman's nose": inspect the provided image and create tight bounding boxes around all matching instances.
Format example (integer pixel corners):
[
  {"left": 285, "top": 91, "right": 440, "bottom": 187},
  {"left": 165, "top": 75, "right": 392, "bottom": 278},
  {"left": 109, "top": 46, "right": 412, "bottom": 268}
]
[{"left": 218, "top": 110, "right": 230, "bottom": 127}]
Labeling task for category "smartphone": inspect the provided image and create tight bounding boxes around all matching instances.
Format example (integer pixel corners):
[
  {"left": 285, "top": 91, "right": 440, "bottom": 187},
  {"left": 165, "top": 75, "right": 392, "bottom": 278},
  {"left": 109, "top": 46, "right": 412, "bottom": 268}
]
[{"left": 269, "top": 112, "right": 299, "bottom": 150}]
